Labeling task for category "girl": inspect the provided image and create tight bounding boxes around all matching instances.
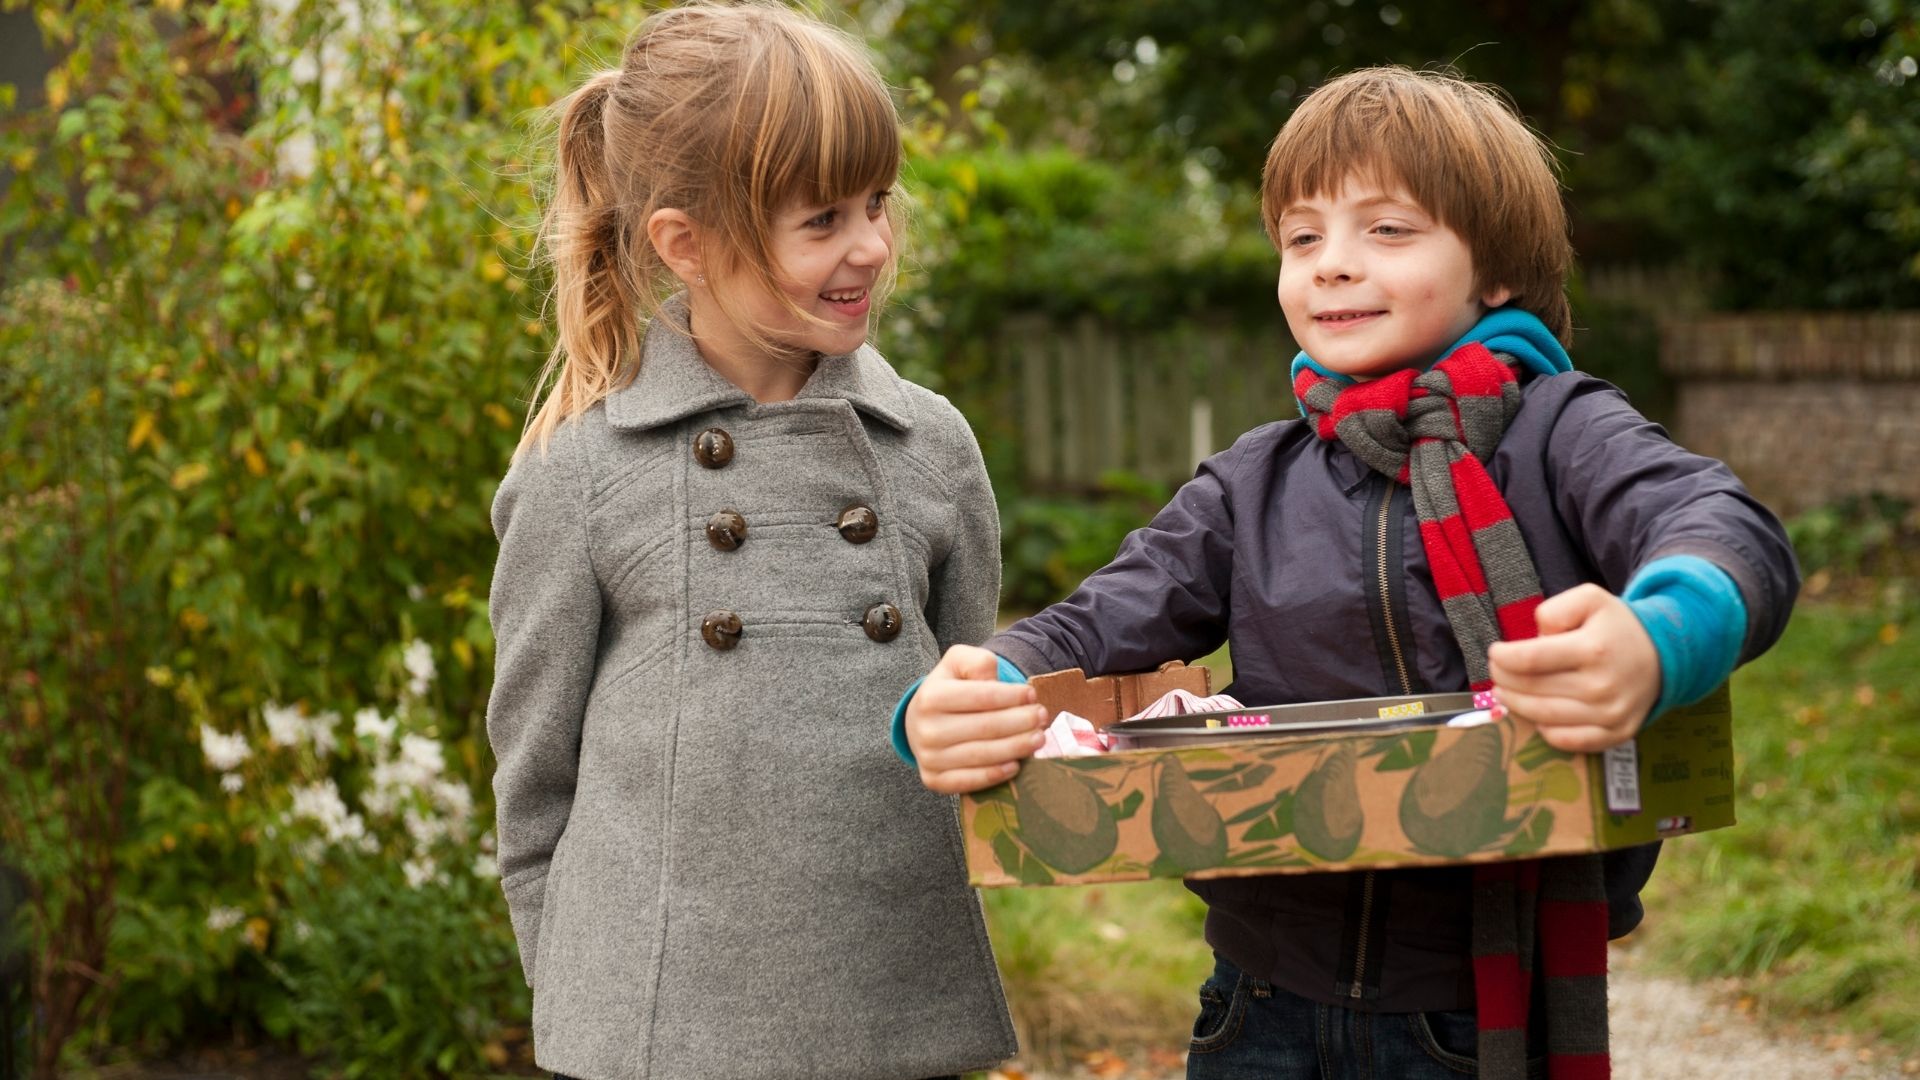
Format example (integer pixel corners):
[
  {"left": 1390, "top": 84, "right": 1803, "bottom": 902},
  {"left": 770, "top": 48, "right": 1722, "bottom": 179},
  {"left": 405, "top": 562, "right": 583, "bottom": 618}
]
[{"left": 485, "top": 5, "right": 1016, "bottom": 1078}]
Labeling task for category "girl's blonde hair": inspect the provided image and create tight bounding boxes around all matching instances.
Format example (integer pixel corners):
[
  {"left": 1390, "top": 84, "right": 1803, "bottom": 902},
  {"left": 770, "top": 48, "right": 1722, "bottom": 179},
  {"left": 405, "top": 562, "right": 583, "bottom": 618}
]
[
  {"left": 1261, "top": 66, "right": 1574, "bottom": 345},
  {"left": 521, "top": 1, "right": 903, "bottom": 454}
]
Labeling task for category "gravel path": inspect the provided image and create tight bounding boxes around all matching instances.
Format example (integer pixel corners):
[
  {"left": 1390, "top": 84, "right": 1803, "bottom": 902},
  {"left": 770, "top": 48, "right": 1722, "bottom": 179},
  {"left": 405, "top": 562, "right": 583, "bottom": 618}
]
[{"left": 1002, "top": 946, "right": 1917, "bottom": 1080}]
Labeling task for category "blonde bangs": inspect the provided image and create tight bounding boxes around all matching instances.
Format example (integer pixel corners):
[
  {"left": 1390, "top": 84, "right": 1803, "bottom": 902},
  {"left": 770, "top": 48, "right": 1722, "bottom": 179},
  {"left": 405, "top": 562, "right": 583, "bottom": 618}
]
[
  {"left": 731, "top": 21, "right": 900, "bottom": 226},
  {"left": 714, "top": 13, "right": 902, "bottom": 348}
]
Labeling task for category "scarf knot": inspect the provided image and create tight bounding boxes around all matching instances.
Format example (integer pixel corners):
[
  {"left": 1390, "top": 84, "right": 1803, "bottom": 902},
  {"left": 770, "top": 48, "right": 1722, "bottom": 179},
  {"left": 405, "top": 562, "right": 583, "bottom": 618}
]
[
  {"left": 1298, "top": 342, "right": 1540, "bottom": 691},
  {"left": 1296, "top": 342, "right": 1524, "bottom": 484}
]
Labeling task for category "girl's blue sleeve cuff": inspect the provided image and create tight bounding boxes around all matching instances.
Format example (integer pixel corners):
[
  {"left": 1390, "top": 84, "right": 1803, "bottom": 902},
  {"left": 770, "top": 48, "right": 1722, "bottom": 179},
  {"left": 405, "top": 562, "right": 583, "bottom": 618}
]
[
  {"left": 889, "top": 655, "right": 1028, "bottom": 767},
  {"left": 1623, "top": 555, "right": 1747, "bottom": 722}
]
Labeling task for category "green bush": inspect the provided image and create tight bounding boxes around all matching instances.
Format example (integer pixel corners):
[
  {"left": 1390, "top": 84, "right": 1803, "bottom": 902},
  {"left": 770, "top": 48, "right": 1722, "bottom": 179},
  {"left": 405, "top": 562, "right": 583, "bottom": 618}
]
[
  {"left": 0, "top": 1, "right": 610, "bottom": 1070},
  {"left": 104, "top": 653, "right": 526, "bottom": 1076},
  {"left": 999, "top": 472, "right": 1169, "bottom": 613},
  {"left": 1786, "top": 495, "right": 1919, "bottom": 579}
]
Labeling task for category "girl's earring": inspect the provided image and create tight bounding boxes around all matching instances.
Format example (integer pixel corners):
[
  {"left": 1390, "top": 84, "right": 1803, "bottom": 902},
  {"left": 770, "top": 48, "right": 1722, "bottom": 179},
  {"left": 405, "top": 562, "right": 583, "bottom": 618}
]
[{"left": 695, "top": 274, "right": 705, "bottom": 287}]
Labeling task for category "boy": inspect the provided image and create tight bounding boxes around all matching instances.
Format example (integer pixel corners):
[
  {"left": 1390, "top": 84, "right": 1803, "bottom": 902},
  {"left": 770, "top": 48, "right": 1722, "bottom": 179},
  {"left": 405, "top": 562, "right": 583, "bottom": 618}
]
[{"left": 896, "top": 68, "right": 1798, "bottom": 1078}]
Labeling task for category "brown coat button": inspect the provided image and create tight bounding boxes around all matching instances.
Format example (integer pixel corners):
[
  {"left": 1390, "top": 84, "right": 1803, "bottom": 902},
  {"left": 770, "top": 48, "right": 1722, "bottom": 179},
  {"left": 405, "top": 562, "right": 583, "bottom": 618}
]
[
  {"left": 862, "top": 603, "right": 902, "bottom": 643},
  {"left": 701, "top": 610, "right": 743, "bottom": 650},
  {"left": 706, "top": 510, "right": 747, "bottom": 551},
  {"left": 693, "top": 428, "right": 734, "bottom": 469},
  {"left": 836, "top": 504, "right": 878, "bottom": 544}
]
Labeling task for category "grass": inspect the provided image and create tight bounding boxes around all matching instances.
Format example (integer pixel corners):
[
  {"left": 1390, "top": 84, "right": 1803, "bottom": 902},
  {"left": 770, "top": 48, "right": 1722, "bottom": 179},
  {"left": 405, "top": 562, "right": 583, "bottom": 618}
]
[
  {"left": 981, "top": 880, "right": 1212, "bottom": 1068},
  {"left": 1638, "top": 581, "right": 1920, "bottom": 1053}
]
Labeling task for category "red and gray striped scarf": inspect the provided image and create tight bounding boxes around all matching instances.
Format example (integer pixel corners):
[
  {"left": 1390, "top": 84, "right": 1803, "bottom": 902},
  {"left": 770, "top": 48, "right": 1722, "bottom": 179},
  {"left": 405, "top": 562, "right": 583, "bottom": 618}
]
[{"left": 1296, "top": 341, "right": 1611, "bottom": 1080}]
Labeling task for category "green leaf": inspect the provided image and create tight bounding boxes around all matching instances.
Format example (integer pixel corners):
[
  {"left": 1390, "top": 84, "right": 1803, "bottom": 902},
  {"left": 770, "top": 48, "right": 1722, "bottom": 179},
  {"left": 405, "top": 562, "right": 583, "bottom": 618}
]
[
  {"left": 991, "top": 831, "right": 1024, "bottom": 876},
  {"left": 1226, "top": 789, "right": 1291, "bottom": 825},
  {"left": 55, "top": 108, "right": 88, "bottom": 144},
  {"left": 1014, "top": 849, "right": 1056, "bottom": 886},
  {"left": 1110, "top": 789, "right": 1145, "bottom": 821},
  {"left": 1201, "top": 762, "right": 1275, "bottom": 794},
  {"left": 1516, "top": 732, "right": 1575, "bottom": 772},
  {"left": 1502, "top": 809, "right": 1555, "bottom": 856},
  {"left": 1369, "top": 730, "right": 1436, "bottom": 771},
  {"left": 1241, "top": 790, "right": 1296, "bottom": 841}
]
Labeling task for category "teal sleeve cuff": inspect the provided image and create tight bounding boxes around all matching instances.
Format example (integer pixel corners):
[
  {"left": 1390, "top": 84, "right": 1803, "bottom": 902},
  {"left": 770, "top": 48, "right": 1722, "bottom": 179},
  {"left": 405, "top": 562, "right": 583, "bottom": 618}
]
[
  {"left": 1624, "top": 555, "right": 1747, "bottom": 722},
  {"left": 889, "top": 655, "right": 1028, "bottom": 767}
]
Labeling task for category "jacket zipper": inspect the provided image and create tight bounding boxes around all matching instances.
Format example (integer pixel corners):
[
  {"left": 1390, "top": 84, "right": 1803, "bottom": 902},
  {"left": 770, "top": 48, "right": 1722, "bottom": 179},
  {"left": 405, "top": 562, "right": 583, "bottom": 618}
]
[
  {"left": 1376, "top": 487, "right": 1413, "bottom": 696},
  {"left": 1352, "top": 481, "right": 1415, "bottom": 1001}
]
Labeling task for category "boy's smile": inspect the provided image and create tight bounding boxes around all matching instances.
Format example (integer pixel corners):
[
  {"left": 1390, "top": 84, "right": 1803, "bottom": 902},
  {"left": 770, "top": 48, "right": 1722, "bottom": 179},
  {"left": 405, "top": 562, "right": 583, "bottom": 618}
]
[{"left": 1276, "top": 179, "right": 1510, "bottom": 380}]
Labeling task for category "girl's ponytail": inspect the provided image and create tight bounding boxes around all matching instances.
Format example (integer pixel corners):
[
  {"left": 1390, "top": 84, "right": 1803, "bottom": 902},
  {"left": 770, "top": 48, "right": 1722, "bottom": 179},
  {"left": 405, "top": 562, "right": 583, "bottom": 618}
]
[{"left": 521, "top": 70, "right": 642, "bottom": 456}]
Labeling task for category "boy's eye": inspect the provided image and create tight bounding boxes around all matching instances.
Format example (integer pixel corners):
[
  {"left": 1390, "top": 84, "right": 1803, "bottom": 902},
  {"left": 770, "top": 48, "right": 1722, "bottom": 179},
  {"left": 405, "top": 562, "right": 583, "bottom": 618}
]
[
  {"left": 1373, "top": 223, "right": 1411, "bottom": 238},
  {"left": 1286, "top": 232, "right": 1320, "bottom": 248}
]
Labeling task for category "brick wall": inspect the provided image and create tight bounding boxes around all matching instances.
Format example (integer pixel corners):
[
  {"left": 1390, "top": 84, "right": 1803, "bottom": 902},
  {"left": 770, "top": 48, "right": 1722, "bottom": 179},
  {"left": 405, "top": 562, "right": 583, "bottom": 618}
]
[{"left": 1660, "top": 314, "right": 1920, "bottom": 517}]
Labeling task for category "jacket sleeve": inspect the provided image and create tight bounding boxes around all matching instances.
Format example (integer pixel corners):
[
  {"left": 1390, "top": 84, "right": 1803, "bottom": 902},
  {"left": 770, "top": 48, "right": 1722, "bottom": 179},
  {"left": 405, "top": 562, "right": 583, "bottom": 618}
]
[
  {"left": 924, "top": 411, "right": 1001, "bottom": 654},
  {"left": 987, "top": 443, "right": 1239, "bottom": 678},
  {"left": 1542, "top": 378, "right": 1799, "bottom": 663},
  {"left": 485, "top": 425, "right": 602, "bottom": 987}
]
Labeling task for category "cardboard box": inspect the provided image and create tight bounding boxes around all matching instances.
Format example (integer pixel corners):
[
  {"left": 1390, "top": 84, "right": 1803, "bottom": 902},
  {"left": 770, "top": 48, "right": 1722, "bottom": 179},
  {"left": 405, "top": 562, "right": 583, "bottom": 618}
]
[{"left": 961, "top": 663, "right": 1735, "bottom": 887}]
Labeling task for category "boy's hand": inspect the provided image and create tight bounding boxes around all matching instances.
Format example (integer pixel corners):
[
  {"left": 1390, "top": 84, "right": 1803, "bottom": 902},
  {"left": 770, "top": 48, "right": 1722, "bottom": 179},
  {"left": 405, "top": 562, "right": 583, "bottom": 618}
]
[
  {"left": 1486, "top": 584, "right": 1660, "bottom": 754},
  {"left": 907, "top": 644, "right": 1050, "bottom": 795}
]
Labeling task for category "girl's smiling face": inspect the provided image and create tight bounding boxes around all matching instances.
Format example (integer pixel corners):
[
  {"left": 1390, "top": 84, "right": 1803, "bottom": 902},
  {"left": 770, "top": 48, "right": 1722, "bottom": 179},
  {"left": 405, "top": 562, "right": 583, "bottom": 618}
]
[
  {"left": 749, "top": 185, "right": 896, "bottom": 360},
  {"left": 1276, "top": 176, "right": 1511, "bottom": 380}
]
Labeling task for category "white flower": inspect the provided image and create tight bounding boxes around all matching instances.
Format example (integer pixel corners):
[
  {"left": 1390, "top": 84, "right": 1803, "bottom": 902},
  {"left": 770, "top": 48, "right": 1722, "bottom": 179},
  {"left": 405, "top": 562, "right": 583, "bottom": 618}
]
[
  {"left": 360, "top": 774, "right": 398, "bottom": 819},
  {"left": 288, "top": 779, "right": 368, "bottom": 847},
  {"left": 402, "top": 639, "right": 435, "bottom": 696},
  {"left": 398, "top": 734, "right": 444, "bottom": 782},
  {"left": 207, "top": 905, "right": 244, "bottom": 932},
  {"left": 220, "top": 773, "right": 245, "bottom": 794},
  {"left": 432, "top": 779, "right": 472, "bottom": 826},
  {"left": 472, "top": 853, "right": 498, "bottom": 879},
  {"left": 478, "top": 831, "right": 495, "bottom": 854},
  {"left": 262, "top": 702, "right": 306, "bottom": 747},
  {"left": 402, "top": 856, "right": 438, "bottom": 889},
  {"left": 199, "top": 724, "right": 252, "bottom": 773},
  {"left": 307, "top": 710, "right": 340, "bottom": 757},
  {"left": 404, "top": 807, "right": 447, "bottom": 848},
  {"left": 353, "top": 707, "right": 396, "bottom": 744}
]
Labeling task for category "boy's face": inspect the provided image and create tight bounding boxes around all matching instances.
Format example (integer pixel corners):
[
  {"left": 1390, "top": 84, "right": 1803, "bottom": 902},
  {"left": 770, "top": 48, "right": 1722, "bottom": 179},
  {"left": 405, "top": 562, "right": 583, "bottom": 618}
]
[{"left": 1275, "top": 177, "right": 1511, "bottom": 380}]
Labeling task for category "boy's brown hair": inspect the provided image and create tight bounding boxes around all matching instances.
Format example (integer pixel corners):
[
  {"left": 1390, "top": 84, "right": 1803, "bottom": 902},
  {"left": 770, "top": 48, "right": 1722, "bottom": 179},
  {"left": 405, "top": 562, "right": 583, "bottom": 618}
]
[{"left": 1261, "top": 66, "right": 1573, "bottom": 345}]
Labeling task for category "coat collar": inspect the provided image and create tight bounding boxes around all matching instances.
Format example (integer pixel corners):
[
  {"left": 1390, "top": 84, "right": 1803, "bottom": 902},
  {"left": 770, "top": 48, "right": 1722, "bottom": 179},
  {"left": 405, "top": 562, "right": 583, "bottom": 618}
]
[{"left": 604, "top": 295, "right": 914, "bottom": 433}]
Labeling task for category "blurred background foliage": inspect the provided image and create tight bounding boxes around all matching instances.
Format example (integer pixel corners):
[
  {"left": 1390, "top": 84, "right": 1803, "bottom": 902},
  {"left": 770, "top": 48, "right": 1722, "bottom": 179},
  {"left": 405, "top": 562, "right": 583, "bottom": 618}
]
[{"left": 1, "top": 0, "right": 1917, "bottom": 1075}]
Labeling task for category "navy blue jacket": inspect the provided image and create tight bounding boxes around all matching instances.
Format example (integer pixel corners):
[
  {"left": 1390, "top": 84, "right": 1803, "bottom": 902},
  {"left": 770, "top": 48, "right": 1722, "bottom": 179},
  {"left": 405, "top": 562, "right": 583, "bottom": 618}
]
[{"left": 987, "top": 371, "right": 1798, "bottom": 1012}]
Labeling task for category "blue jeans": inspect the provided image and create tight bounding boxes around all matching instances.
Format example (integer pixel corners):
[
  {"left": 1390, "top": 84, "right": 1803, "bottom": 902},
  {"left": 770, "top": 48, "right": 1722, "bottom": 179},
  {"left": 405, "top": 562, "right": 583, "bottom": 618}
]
[{"left": 1186, "top": 953, "right": 1544, "bottom": 1079}]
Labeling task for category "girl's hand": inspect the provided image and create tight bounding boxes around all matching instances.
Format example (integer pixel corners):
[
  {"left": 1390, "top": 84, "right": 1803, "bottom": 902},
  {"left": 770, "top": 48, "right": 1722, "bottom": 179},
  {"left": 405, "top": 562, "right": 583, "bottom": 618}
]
[
  {"left": 1485, "top": 584, "right": 1661, "bottom": 753},
  {"left": 907, "top": 645, "right": 1050, "bottom": 795}
]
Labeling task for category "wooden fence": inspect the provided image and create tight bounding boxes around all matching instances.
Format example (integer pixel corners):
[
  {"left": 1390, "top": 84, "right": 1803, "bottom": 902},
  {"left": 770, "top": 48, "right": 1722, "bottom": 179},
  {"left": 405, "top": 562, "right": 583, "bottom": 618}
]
[
  {"left": 996, "top": 303, "right": 1920, "bottom": 518},
  {"left": 997, "top": 313, "right": 1299, "bottom": 491}
]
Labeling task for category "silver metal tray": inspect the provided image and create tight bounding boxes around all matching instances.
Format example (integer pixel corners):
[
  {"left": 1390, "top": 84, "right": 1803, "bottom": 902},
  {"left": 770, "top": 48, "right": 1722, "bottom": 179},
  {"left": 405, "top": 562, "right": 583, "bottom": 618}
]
[{"left": 1105, "top": 692, "right": 1478, "bottom": 749}]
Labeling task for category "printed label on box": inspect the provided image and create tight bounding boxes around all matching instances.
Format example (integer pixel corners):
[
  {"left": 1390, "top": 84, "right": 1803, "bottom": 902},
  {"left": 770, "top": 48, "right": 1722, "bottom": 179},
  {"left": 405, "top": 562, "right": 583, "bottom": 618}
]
[{"left": 1604, "top": 740, "right": 1641, "bottom": 814}]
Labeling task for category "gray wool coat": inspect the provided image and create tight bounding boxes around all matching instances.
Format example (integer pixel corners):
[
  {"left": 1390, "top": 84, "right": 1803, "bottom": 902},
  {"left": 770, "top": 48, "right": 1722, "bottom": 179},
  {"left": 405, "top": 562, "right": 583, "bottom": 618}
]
[{"left": 486, "top": 305, "right": 1017, "bottom": 1080}]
